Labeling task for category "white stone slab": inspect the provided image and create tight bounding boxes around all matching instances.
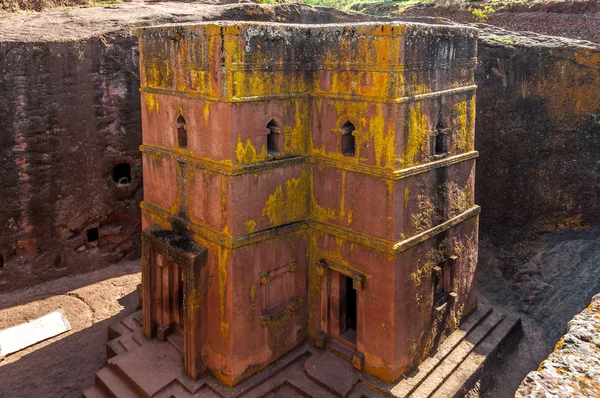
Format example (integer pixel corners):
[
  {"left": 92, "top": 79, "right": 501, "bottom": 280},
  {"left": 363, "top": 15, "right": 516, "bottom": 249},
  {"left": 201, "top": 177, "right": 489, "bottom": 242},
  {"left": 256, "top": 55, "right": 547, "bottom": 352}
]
[{"left": 0, "top": 309, "right": 71, "bottom": 358}]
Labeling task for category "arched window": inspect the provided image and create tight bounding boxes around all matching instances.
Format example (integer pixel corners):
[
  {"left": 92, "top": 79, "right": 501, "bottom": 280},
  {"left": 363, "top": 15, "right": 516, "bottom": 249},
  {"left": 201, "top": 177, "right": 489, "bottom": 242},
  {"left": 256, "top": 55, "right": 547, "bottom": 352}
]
[
  {"left": 177, "top": 115, "right": 187, "bottom": 149},
  {"left": 435, "top": 120, "right": 448, "bottom": 156},
  {"left": 266, "top": 120, "right": 282, "bottom": 155},
  {"left": 341, "top": 121, "right": 356, "bottom": 157}
]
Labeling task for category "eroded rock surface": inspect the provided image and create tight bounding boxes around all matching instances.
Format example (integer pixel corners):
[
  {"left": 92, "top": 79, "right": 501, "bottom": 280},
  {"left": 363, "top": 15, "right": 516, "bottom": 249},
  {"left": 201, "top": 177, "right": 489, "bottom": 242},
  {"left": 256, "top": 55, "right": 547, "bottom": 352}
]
[{"left": 516, "top": 293, "right": 600, "bottom": 397}]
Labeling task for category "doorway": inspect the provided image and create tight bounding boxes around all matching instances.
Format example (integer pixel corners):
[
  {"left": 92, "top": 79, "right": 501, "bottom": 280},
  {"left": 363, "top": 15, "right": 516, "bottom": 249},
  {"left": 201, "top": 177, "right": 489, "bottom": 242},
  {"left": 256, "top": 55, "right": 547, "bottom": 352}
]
[{"left": 340, "top": 274, "right": 357, "bottom": 343}]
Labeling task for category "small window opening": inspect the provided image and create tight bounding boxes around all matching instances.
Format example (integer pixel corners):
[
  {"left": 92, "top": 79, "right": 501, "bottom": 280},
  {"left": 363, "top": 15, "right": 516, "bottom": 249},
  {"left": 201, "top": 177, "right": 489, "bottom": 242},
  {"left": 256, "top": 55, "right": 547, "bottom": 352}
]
[
  {"left": 177, "top": 115, "right": 187, "bottom": 148},
  {"left": 435, "top": 120, "right": 447, "bottom": 156},
  {"left": 87, "top": 227, "right": 99, "bottom": 243},
  {"left": 266, "top": 120, "right": 282, "bottom": 155},
  {"left": 433, "top": 259, "right": 454, "bottom": 308},
  {"left": 0, "top": 254, "right": 4, "bottom": 271},
  {"left": 112, "top": 163, "right": 131, "bottom": 185},
  {"left": 341, "top": 121, "right": 356, "bottom": 157},
  {"left": 340, "top": 274, "right": 357, "bottom": 343}
]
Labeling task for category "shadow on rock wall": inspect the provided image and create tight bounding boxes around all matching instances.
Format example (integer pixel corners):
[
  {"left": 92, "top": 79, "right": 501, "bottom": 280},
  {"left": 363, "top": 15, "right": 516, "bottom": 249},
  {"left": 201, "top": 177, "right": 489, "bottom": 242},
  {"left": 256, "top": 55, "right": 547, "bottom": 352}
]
[{"left": 475, "top": 27, "right": 600, "bottom": 247}]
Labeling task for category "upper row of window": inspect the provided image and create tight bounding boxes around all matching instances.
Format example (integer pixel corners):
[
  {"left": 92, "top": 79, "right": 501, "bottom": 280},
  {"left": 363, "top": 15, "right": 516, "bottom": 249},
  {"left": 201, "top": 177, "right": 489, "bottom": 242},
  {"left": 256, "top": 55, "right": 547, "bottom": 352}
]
[
  {"left": 174, "top": 117, "right": 449, "bottom": 158},
  {"left": 267, "top": 119, "right": 357, "bottom": 157}
]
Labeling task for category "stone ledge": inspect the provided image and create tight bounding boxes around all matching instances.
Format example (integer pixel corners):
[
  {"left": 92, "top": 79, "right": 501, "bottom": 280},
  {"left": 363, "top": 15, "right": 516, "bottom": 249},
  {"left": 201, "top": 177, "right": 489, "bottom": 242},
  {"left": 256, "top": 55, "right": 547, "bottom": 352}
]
[{"left": 516, "top": 292, "right": 600, "bottom": 397}]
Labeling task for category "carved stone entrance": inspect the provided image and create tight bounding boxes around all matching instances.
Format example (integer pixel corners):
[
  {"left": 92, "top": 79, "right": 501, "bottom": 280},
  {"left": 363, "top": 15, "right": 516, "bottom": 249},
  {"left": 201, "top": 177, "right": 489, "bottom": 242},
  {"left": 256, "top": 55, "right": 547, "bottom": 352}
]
[{"left": 141, "top": 226, "right": 207, "bottom": 379}]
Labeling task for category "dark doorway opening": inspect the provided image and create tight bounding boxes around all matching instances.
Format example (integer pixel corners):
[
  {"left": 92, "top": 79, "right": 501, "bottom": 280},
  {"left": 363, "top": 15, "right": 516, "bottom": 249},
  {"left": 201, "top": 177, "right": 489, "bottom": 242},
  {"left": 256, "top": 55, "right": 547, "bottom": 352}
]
[
  {"left": 0, "top": 254, "right": 4, "bottom": 271},
  {"left": 87, "top": 227, "right": 99, "bottom": 243},
  {"left": 435, "top": 120, "right": 448, "bottom": 156},
  {"left": 112, "top": 163, "right": 131, "bottom": 185},
  {"left": 341, "top": 274, "right": 357, "bottom": 343}
]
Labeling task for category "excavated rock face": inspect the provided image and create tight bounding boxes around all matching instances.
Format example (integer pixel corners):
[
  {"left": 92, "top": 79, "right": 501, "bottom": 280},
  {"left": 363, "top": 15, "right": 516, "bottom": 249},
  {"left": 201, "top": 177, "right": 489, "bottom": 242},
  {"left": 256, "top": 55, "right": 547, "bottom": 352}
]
[
  {"left": 0, "top": 36, "right": 143, "bottom": 290},
  {"left": 516, "top": 292, "right": 600, "bottom": 397},
  {"left": 475, "top": 26, "right": 600, "bottom": 246}
]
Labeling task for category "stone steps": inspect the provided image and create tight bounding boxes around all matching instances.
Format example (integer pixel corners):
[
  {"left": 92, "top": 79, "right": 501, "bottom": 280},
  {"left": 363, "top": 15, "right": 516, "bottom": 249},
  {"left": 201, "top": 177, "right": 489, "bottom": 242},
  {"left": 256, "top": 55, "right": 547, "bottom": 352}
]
[
  {"left": 82, "top": 385, "right": 110, "bottom": 398},
  {"left": 83, "top": 305, "right": 520, "bottom": 398},
  {"left": 431, "top": 313, "right": 521, "bottom": 398},
  {"left": 407, "top": 310, "right": 506, "bottom": 398},
  {"left": 167, "top": 331, "right": 184, "bottom": 356},
  {"left": 96, "top": 367, "right": 141, "bottom": 398},
  {"left": 359, "top": 303, "right": 492, "bottom": 397},
  {"left": 83, "top": 311, "right": 151, "bottom": 398},
  {"left": 305, "top": 351, "right": 360, "bottom": 397},
  {"left": 357, "top": 303, "right": 519, "bottom": 398},
  {"left": 106, "top": 311, "right": 144, "bottom": 361}
]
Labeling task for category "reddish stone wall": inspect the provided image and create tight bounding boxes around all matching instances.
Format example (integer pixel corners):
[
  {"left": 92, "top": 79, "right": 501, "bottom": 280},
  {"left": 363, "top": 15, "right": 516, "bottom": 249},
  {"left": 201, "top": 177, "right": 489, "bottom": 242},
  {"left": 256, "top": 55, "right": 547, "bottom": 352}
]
[
  {"left": 138, "top": 21, "right": 479, "bottom": 385},
  {"left": 0, "top": 36, "right": 142, "bottom": 291}
]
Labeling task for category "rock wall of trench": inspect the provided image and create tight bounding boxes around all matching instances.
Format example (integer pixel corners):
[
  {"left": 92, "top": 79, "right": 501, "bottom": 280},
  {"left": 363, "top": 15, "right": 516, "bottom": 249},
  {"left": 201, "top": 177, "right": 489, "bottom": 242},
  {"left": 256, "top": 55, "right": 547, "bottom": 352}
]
[
  {"left": 0, "top": 35, "right": 143, "bottom": 290},
  {"left": 475, "top": 27, "right": 600, "bottom": 246}
]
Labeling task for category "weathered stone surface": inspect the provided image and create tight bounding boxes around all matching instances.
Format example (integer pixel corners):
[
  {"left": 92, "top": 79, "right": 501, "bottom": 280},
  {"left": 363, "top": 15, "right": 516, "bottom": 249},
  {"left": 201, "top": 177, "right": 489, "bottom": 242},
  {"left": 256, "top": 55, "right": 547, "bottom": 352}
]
[
  {"left": 0, "top": 35, "right": 143, "bottom": 291},
  {"left": 2, "top": 4, "right": 599, "bottom": 294},
  {"left": 475, "top": 26, "right": 600, "bottom": 245},
  {"left": 516, "top": 293, "right": 600, "bottom": 397},
  {"left": 396, "top": 2, "right": 600, "bottom": 44},
  {"left": 137, "top": 20, "right": 479, "bottom": 386}
]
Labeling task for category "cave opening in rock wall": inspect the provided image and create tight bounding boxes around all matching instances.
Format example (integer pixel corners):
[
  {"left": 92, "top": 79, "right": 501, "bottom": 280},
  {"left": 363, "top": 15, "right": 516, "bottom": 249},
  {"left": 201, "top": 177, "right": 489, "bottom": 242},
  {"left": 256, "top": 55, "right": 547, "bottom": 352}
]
[
  {"left": 112, "top": 163, "right": 131, "bottom": 185},
  {"left": 87, "top": 227, "right": 99, "bottom": 243}
]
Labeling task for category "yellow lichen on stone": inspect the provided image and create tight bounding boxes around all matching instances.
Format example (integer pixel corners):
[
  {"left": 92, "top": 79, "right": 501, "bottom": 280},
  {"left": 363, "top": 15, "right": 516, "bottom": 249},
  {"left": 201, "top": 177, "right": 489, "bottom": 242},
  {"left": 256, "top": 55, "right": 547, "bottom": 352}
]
[
  {"left": 453, "top": 96, "right": 475, "bottom": 153},
  {"left": 203, "top": 102, "right": 210, "bottom": 126},
  {"left": 263, "top": 186, "right": 284, "bottom": 226},
  {"left": 249, "top": 285, "right": 257, "bottom": 310},
  {"left": 412, "top": 195, "right": 434, "bottom": 232},
  {"left": 262, "top": 169, "right": 310, "bottom": 227},
  {"left": 220, "top": 322, "right": 229, "bottom": 339},
  {"left": 145, "top": 93, "right": 159, "bottom": 113},
  {"left": 403, "top": 102, "right": 428, "bottom": 167},
  {"left": 284, "top": 101, "right": 310, "bottom": 155},
  {"left": 347, "top": 210, "right": 354, "bottom": 226},
  {"left": 236, "top": 135, "right": 267, "bottom": 164},
  {"left": 217, "top": 246, "right": 229, "bottom": 338},
  {"left": 538, "top": 50, "right": 600, "bottom": 124},
  {"left": 370, "top": 106, "right": 396, "bottom": 168},
  {"left": 245, "top": 220, "right": 257, "bottom": 234},
  {"left": 410, "top": 259, "right": 433, "bottom": 288}
]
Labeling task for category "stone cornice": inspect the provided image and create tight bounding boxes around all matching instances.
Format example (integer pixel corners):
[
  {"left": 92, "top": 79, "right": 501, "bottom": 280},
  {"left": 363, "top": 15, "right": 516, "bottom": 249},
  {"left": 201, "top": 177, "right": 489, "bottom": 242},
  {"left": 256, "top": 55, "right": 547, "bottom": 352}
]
[
  {"left": 139, "top": 84, "right": 477, "bottom": 104},
  {"left": 141, "top": 145, "right": 477, "bottom": 180},
  {"left": 141, "top": 201, "right": 480, "bottom": 256}
]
